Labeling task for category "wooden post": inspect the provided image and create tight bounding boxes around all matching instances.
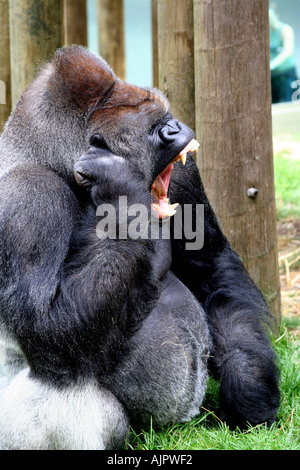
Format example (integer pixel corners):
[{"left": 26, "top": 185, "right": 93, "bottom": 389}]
[
  {"left": 9, "top": 0, "right": 63, "bottom": 105},
  {"left": 194, "top": 0, "right": 281, "bottom": 321},
  {"left": 0, "top": 0, "right": 11, "bottom": 132},
  {"left": 151, "top": 0, "right": 158, "bottom": 88},
  {"left": 98, "top": 0, "right": 125, "bottom": 80},
  {"left": 156, "top": 0, "right": 195, "bottom": 131},
  {"left": 64, "top": 0, "right": 87, "bottom": 47}
]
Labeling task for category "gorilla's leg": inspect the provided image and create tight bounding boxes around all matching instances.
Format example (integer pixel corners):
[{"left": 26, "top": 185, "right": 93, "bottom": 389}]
[
  {"left": 103, "top": 271, "right": 211, "bottom": 427},
  {"left": 0, "top": 369, "right": 129, "bottom": 450},
  {"left": 0, "top": 339, "right": 27, "bottom": 378},
  {"left": 169, "top": 156, "right": 280, "bottom": 428}
]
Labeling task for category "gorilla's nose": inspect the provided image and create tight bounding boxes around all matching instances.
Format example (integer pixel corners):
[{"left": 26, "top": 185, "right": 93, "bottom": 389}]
[
  {"left": 159, "top": 118, "right": 195, "bottom": 146},
  {"left": 159, "top": 119, "right": 183, "bottom": 143}
]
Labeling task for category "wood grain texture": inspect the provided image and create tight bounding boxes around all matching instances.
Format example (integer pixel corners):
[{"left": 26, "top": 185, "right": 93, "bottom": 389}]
[
  {"left": 64, "top": 0, "right": 87, "bottom": 47},
  {"left": 9, "top": 0, "right": 63, "bottom": 105},
  {"left": 157, "top": 0, "right": 195, "bottom": 131},
  {"left": 152, "top": 0, "right": 158, "bottom": 88},
  {"left": 98, "top": 0, "right": 125, "bottom": 80},
  {"left": 0, "top": 0, "right": 11, "bottom": 132},
  {"left": 194, "top": 0, "right": 280, "bottom": 320}
]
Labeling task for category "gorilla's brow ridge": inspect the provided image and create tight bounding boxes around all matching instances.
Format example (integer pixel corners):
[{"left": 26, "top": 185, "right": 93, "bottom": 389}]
[
  {"left": 91, "top": 88, "right": 155, "bottom": 114},
  {"left": 87, "top": 79, "right": 118, "bottom": 118}
]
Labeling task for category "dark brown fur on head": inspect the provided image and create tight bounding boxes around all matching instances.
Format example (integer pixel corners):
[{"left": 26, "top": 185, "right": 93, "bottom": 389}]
[
  {"left": 0, "top": 46, "right": 170, "bottom": 184},
  {"left": 44, "top": 46, "right": 170, "bottom": 181},
  {"left": 48, "top": 45, "right": 168, "bottom": 123},
  {"left": 48, "top": 46, "right": 116, "bottom": 110}
]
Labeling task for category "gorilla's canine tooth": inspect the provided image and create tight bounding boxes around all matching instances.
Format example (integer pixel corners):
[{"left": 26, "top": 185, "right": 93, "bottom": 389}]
[
  {"left": 180, "top": 153, "right": 187, "bottom": 165},
  {"left": 177, "top": 139, "right": 199, "bottom": 163}
]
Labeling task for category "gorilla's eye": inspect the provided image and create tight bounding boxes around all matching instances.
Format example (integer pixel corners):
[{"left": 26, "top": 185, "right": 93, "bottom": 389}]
[{"left": 90, "top": 133, "right": 110, "bottom": 150}]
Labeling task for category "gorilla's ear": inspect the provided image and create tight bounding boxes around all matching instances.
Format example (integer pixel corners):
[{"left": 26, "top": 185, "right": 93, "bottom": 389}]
[
  {"left": 48, "top": 46, "right": 117, "bottom": 112},
  {"left": 74, "top": 163, "right": 93, "bottom": 188}
]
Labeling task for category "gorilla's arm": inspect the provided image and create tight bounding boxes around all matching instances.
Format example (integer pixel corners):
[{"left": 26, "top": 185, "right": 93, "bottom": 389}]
[
  {"left": 169, "top": 156, "right": 280, "bottom": 428},
  {"left": 0, "top": 163, "right": 158, "bottom": 385}
]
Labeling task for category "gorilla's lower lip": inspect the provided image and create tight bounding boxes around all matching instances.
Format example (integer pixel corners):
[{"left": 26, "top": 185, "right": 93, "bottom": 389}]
[{"left": 151, "top": 139, "right": 199, "bottom": 219}]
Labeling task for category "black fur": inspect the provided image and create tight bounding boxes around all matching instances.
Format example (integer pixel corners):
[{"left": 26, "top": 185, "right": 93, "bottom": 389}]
[
  {"left": 0, "top": 47, "right": 280, "bottom": 449},
  {"left": 71, "top": 148, "right": 211, "bottom": 427},
  {"left": 169, "top": 158, "right": 280, "bottom": 427}
]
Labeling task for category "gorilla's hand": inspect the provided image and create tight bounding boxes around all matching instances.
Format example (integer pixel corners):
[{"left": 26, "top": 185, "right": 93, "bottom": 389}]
[
  {"left": 74, "top": 146, "right": 172, "bottom": 281},
  {"left": 74, "top": 147, "right": 148, "bottom": 207}
]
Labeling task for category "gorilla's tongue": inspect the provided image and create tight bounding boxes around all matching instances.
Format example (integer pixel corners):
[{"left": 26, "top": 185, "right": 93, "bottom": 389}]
[
  {"left": 151, "top": 164, "right": 178, "bottom": 219},
  {"left": 151, "top": 138, "right": 199, "bottom": 219}
]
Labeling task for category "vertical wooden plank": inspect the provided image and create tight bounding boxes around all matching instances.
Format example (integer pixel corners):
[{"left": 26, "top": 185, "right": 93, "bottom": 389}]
[
  {"left": 98, "top": 0, "right": 125, "bottom": 80},
  {"left": 156, "top": 0, "right": 195, "bottom": 132},
  {"left": 151, "top": 0, "right": 158, "bottom": 88},
  {"left": 9, "top": 0, "right": 63, "bottom": 105},
  {"left": 0, "top": 0, "right": 11, "bottom": 132},
  {"left": 194, "top": 0, "right": 281, "bottom": 320},
  {"left": 64, "top": 0, "right": 87, "bottom": 47}
]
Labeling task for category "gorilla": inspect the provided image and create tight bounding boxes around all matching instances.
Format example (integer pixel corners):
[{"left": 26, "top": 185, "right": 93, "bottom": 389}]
[
  {"left": 73, "top": 146, "right": 211, "bottom": 423},
  {"left": 0, "top": 46, "right": 279, "bottom": 449}
]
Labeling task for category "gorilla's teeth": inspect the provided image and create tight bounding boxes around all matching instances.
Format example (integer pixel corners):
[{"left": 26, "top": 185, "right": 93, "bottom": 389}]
[
  {"left": 176, "top": 139, "right": 199, "bottom": 165},
  {"left": 165, "top": 203, "right": 179, "bottom": 217},
  {"left": 180, "top": 153, "right": 187, "bottom": 165},
  {"left": 172, "top": 153, "right": 186, "bottom": 166}
]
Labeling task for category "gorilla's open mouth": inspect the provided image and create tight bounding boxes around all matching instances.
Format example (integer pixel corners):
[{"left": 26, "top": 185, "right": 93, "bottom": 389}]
[{"left": 151, "top": 139, "right": 199, "bottom": 219}]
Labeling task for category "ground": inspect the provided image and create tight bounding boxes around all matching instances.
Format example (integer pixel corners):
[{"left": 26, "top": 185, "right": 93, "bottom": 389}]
[
  {"left": 278, "top": 219, "right": 300, "bottom": 337},
  {"left": 274, "top": 127, "right": 300, "bottom": 338}
]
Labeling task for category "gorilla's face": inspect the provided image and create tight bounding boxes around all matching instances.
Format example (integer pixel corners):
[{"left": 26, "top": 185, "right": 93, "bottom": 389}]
[
  {"left": 47, "top": 46, "right": 199, "bottom": 219},
  {"left": 88, "top": 85, "right": 198, "bottom": 219}
]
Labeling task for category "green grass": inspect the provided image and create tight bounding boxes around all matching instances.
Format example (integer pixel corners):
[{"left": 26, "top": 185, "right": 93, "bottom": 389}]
[
  {"left": 124, "top": 322, "right": 300, "bottom": 451},
  {"left": 274, "top": 150, "right": 300, "bottom": 220}
]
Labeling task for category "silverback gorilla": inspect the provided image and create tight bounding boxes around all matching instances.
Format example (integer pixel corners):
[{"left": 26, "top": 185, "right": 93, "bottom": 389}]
[{"left": 0, "top": 46, "right": 279, "bottom": 449}]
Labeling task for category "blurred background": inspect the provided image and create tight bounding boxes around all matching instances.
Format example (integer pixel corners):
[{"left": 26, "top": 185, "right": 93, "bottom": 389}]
[
  {"left": 88, "top": 0, "right": 153, "bottom": 87},
  {"left": 87, "top": 0, "right": 300, "bottom": 91}
]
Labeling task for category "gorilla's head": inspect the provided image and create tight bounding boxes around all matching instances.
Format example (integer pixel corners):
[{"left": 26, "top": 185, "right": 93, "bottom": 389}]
[{"left": 11, "top": 46, "right": 199, "bottom": 219}]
